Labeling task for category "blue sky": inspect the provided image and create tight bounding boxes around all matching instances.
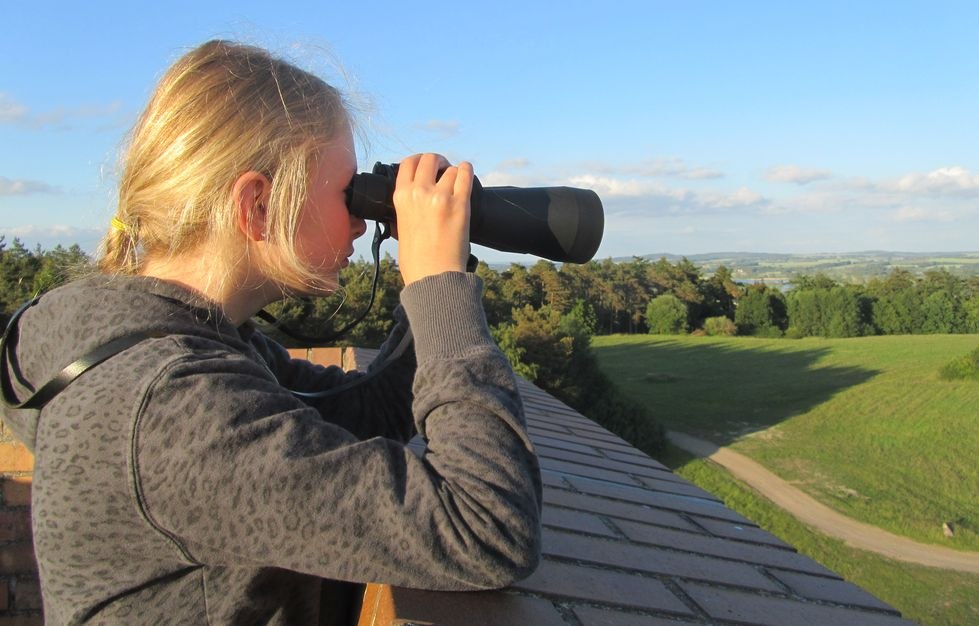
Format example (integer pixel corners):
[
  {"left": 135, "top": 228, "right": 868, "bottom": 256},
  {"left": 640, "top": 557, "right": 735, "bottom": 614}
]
[{"left": 2, "top": 1, "right": 978, "bottom": 264}]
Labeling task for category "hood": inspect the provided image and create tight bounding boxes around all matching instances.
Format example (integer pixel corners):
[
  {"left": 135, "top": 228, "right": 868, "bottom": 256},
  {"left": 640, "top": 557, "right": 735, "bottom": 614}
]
[{"left": 0, "top": 274, "right": 248, "bottom": 450}]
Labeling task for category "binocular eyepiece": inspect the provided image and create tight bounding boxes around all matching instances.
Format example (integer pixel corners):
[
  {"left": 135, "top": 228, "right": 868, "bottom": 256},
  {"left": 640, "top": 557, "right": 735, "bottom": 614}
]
[{"left": 345, "top": 162, "right": 604, "bottom": 264}]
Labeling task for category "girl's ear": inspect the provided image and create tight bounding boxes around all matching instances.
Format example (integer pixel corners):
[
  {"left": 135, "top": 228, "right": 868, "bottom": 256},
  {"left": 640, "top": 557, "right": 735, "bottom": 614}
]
[{"left": 232, "top": 172, "right": 272, "bottom": 241}]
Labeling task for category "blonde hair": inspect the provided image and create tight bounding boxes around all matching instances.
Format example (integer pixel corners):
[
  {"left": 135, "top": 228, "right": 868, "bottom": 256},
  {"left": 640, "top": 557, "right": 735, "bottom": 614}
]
[{"left": 98, "top": 40, "right": 350, "bottom": 292}]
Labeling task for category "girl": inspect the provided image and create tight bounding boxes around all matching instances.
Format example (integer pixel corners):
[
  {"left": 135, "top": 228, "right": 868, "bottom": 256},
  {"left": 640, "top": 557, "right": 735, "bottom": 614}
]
[{"left": 1, "top": 40, "right": 541, "bottom": 625}]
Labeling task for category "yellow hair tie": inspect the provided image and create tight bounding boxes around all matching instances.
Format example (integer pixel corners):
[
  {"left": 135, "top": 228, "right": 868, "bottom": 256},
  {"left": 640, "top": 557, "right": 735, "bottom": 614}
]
[{"left": 111, "top": 216, "right": 131, "bottom": 233}]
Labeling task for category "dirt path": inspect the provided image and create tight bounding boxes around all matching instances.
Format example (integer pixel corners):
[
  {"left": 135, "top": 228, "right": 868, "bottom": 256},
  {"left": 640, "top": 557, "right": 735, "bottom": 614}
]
[{"left": 667, "top": 431, "right": 979, "bottom": 574}]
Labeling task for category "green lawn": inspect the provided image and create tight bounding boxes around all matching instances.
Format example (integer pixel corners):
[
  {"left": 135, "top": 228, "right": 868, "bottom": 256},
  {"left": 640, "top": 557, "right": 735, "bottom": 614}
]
[
  {"left": 592, "top": 334, "right": 979, "bottom": 551},
  {"left": 658, "top": 444, "right": 979, "bottom": 626}
]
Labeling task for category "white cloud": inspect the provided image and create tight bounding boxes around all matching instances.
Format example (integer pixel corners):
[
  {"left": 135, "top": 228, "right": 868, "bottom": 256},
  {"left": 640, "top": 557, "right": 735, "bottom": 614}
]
[
  {"left": 764, "top": 164, "right": 832, "bottom": 185},
  {"left": 566, "top": 174, "right": 658, "bottom": 197},
  {"left": 0, "top": 176, "right": 58, "bottom": 195},
  {"left": 413, "top": 119, "right": 460, "bottom": 139},
  {"left": 892, "top": 166, "right": 979, "bottom": 196},
  {"left": 567, "top": 174, "right": 769, "bottom": 216},
  {"left": 0, "top": 92, "right": 123, "bottom": 130}
]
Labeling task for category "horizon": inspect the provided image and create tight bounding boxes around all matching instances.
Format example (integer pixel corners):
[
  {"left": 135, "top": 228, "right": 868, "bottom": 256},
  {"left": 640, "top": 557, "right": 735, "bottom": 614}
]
[{"left": 3, "top": 2, "right": 979, "bottom": 265}]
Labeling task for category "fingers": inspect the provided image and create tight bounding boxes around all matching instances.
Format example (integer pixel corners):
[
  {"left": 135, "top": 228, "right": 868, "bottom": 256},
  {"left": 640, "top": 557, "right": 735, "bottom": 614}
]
[{"left": 392, "top": 153, "right": 474, "bottom": 285}]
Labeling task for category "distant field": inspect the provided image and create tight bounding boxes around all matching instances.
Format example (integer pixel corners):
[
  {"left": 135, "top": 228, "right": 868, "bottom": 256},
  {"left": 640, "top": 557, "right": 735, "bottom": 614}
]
[
  {"left": 632, "top": 250, "right": 979, "bottom": 282},
  {"left": 592, "top": 333, "right": 979, "bottom": 551}
]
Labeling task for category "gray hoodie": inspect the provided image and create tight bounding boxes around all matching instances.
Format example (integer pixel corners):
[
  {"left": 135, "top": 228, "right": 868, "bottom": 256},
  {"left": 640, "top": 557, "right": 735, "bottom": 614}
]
[{"left": 1, "top": 271, "right": 541, "bottom": 625}]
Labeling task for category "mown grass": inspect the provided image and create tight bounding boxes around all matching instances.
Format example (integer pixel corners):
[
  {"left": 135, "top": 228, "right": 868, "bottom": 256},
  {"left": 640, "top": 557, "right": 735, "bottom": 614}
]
[
  {"left": 658, "top": 444, "right": 979, "bottom": 626},
  {"left": 592, "top": 333, "right": 979, "bottom": 551}
]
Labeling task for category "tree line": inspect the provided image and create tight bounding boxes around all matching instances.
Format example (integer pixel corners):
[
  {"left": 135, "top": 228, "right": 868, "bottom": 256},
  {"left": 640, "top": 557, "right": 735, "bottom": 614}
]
[{"left": 8, "top": 239, "right": 977, "bottom": 453}]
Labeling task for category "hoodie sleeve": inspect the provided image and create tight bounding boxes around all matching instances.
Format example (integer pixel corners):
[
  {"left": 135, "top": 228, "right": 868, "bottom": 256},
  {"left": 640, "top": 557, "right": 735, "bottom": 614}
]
[
  {"left": 248, "top": 307, "right": 418, "bottom": 443},
  {"left": 132, "top": 272, "right": 542, "bottom": 590}
]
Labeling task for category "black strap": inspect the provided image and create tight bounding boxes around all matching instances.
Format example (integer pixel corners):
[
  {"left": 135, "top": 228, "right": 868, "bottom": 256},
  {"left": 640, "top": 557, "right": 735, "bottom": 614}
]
[
  {"left": 255, "top": 221, "right": 391, "bottom": 346},
  {"left": 0, "top": 298, "right": 163, "bottom": 410}
]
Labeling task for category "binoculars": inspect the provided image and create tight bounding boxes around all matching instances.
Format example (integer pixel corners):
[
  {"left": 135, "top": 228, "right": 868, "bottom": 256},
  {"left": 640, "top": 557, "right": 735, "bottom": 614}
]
[{"left": 345, "top": 162, "right": 604, "bottom": 264}]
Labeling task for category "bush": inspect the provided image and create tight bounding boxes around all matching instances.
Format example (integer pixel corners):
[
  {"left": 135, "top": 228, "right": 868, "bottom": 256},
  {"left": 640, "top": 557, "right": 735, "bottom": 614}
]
[
  {"left": 939, "top": 346, "right": 979, "bottom": 381},
  {"left": 494, "top": 304, "right": 666, "bottom": 454},
  {"left": 646, "top": 294, "right": 689, "bottom": 335},
  {"left": 703, "top": 316, "right": 737, "bottom": 336}
]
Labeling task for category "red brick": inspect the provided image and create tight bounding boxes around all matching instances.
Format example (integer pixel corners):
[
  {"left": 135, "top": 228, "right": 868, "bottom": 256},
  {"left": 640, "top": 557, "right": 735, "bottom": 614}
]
[
  {"left": 0, "top": 543, "right": 37, "bottom": 575},
  {"left": 513, "top": 559, "right": 691, "bottom": 616},
  {"left": 0, "top": 442, "right": 33, "bottom": 473},
  {"left": 306, "top": 347, "right": 343, "bottom": 367},
  {"left": 1, "top": 476, "right": 32, "bottom": 507},
  {"left": 573, "top": 605, "right": 695, "bottom": 626},
  {"left": 11, "top": 579, "right": 41, "bottom": 611},
  {"left": 679, "top": 582, "right": 913, "bottom": 626},
  {"left": 0, "top": 510, "right": 31, "bottom": 542},
  {"left": 542, "top": 529, "right": 781, "bottom": 592},
  {"left": 542, "top": 506, "right": 617, "bottom": 537}
]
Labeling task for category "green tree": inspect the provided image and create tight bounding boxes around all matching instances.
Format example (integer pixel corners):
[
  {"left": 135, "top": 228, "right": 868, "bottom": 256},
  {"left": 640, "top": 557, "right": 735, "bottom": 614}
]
[
  {"left": 786, "top": 281, "right": 870, "bottom": 338},
  {"left": 701, "top": 265, "right": 740, "bottom": 321},
  {"left": 494, "top": 303, "right": 664, "bottom": 453},
  {"left": 529, "top": 260, "right": 572, "bottom": 313},
  {"left": 645, "top": 294, "right": 689, "bottom": 335},
  {"left": 921, "top": 290, "right": 965, "bottom": 334},
  {"left": 735, "top": 285, "right": 787, "bottom": 336},
  {"left": 0, "top": 238, "right": 43, "bottom": 321},
  {"left": 475, "top": 261, "right": 510, "bottom": 327},
  {"left": 501, "top": 263, "right": 542, "bottom": 312}
]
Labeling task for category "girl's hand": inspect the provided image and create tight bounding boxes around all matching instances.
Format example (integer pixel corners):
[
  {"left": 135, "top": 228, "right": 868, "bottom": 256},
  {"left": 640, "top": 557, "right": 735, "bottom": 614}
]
[{"left": 392, "top": 153, "right": 473, "bottom": 285}]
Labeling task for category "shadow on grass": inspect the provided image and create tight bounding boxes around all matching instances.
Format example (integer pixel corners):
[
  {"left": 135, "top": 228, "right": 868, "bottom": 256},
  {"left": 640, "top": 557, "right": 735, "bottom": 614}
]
[{"left": 593, "top": 338, "right": 881, "bottom": 447}]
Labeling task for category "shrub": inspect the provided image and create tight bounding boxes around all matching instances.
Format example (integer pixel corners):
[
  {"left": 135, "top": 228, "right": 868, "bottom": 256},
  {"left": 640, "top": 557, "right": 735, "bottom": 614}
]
[
  {"left": 703, "top": 316, "right": 737, "bottom": 336},
  {"left": 939, "top": 346, "right": 979, "bottom": 381}
]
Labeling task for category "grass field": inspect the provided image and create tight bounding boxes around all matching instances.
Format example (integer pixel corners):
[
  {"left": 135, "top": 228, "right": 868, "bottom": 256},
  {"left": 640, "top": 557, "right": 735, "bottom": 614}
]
[
  {"left": 657, "top": 444, "right": 979, "bottom": 626},
  {"left": 591, "top": 334, "right": 979, "bottom": 552}
]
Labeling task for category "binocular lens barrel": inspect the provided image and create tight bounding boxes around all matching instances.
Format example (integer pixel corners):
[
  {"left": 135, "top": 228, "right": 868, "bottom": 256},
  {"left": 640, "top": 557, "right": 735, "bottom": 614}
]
[{"left": 345, "top": 163, "right": 604, "bottom": 264}]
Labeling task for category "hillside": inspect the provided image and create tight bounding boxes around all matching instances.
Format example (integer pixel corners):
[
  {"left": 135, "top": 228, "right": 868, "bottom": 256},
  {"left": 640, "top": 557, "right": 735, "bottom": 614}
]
[
  {"left": 592, "top": 333, "right": 979, "bottom": 551},
  {"left": 624, "top": 251, "right": 979, "bottom": 283}
]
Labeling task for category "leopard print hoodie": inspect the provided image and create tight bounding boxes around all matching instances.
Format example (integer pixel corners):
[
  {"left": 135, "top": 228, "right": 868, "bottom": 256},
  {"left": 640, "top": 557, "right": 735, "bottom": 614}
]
[{"left": 1, "top": 271, "right": 541, "bottom": 625}]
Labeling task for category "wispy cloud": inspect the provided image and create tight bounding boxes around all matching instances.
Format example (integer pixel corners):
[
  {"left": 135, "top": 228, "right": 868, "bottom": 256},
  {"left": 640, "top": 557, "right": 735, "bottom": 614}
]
[
  {"left": 497, "top": 158, "right": 529, "bottom": 171},
  {"left": 629, "top": 157, "right": 725, "bottom": 180},
  {"left": 0, "top": 176, "right": 59, "bottom": 195},
  {"left": 413, "top": 119, "right": 460, "bottom": 139},
  {"left": 888, "top": 206, "right": 956, "bottom": 222},
  {"left": 567, "top": 174, "right": 768, "bottom": 215},
  {"left": 764, "top": 164, "right": 833, "bottom": 184},
  {"left": 0, "top": 92, "right": 122, "bottom": 130}
]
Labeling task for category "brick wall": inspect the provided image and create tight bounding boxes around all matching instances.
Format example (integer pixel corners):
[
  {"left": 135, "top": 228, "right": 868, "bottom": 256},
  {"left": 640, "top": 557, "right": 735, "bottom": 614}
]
[{"left": 0, "top": 417, "right": 42, "bottom": 624}]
